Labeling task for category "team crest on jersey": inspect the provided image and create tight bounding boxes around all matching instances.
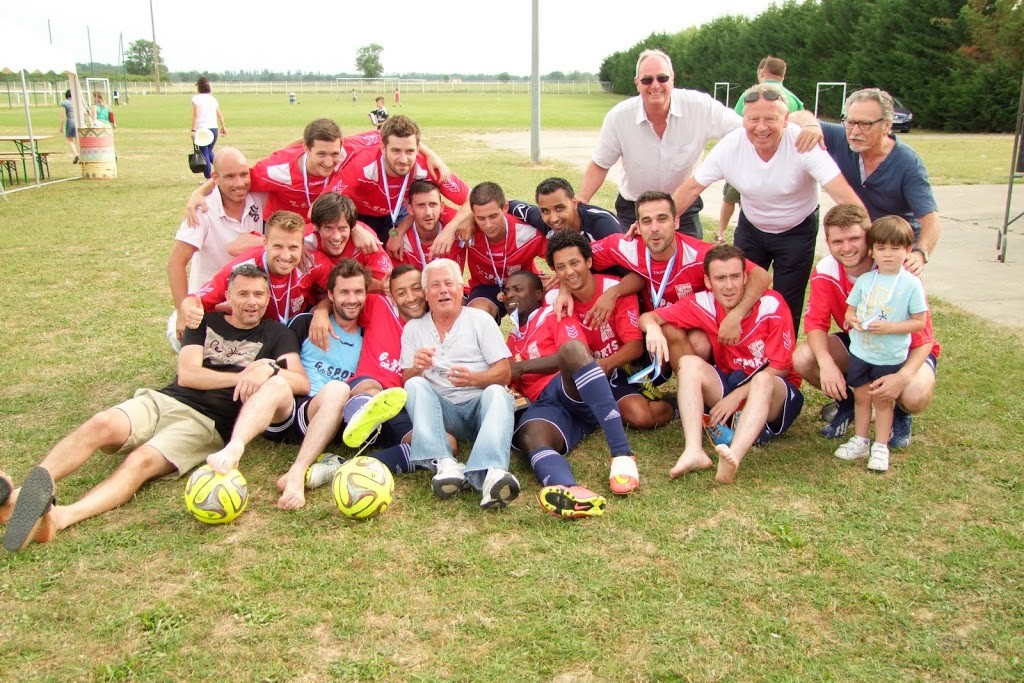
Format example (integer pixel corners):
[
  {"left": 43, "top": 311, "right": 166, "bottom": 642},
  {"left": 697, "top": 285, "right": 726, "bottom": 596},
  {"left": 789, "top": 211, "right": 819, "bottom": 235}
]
[
  {"left": 527, "top": 341, "right": 540, "bottom": 359},
  {"left": 600, "top": 323, "right": 615, "bottom": 343},
  {"left": 747, "top": 339, "right": 766, "bottom": 362},
  {"left": 291, "top": 297, "right": 305, "bottom": 313},
  {"left": 675, "top": 283, "right": 693, "bottom": 299},
  {"left": 379, "top": 352, "right": 401, "bottom": 375}
]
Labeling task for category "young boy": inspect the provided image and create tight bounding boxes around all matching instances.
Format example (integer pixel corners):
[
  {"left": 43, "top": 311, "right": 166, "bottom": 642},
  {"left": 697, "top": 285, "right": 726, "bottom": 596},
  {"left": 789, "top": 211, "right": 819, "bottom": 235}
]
[{"left": 835, "top": 216, "right": 928, "bottom": 472}]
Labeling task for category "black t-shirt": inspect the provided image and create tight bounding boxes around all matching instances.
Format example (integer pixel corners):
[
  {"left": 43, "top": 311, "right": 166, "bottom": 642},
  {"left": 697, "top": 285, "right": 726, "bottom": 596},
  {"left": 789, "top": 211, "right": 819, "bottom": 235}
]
[{"left": 160, "top": 313, "right": 299, "bottom": 441}]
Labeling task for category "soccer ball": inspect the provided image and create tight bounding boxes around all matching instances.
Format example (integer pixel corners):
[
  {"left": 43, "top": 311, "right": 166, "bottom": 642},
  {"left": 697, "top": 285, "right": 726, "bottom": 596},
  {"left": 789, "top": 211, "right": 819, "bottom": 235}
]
[
  {"left": 332, "top": 456, "right": 394, "bottom": 519},
  {"left": 184, "top": 465, "right": 249, "bottom": 525}
]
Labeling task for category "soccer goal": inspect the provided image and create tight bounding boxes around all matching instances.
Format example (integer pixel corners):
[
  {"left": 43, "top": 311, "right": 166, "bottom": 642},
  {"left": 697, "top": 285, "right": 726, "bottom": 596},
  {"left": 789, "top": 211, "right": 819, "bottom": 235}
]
[
  {"left": 814, "top": 82, "right": 848, "bottom": 119},
  {"left": 713, "top": 82, "right": 733, "bottom": 108},
  {"left": 85, "top": 78, "right": 111, "bottom": 115}
]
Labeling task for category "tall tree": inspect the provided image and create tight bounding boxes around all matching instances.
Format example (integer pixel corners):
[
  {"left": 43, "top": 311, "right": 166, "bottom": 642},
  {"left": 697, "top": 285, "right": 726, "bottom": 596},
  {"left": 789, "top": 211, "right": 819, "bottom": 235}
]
[
  {"left": 355, "top": 44, "right": 384, "bottom": 78},
  {"left": 123, "top": 39, "right": 167, "bottom": 77}
]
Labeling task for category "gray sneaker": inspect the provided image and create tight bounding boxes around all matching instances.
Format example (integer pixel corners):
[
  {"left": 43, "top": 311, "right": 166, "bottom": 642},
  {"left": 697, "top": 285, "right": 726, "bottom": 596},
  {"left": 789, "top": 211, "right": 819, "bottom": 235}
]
[
  {"left": 305, "top": 453, "right": 345, "bottom": 490},
  {"left": 431, "top": 458, "right": 467, "bottom": 499},
  {"left": 480, "top": 468, "right": 520, "bottom": 509}
]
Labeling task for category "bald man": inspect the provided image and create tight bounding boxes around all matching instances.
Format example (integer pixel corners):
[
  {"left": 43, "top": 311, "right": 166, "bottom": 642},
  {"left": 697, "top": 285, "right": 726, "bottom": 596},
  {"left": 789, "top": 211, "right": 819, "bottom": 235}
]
[{"left": 167, "top": 147, "right": 268, "bottom": 350}]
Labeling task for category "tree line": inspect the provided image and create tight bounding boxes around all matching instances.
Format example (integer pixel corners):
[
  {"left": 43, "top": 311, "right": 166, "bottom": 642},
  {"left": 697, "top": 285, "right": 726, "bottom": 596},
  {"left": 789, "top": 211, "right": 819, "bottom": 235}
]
[{"left": 597, "top": 0, "right": 1022, "bottom": 132}]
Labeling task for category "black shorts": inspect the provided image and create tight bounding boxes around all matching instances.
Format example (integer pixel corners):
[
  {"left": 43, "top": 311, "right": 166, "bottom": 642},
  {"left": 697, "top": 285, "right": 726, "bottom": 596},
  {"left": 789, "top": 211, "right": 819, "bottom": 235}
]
[
  {"left": 467, "top": 284, "right": 506, "bottom": 321},
  {"left": 263, "top": 396, "right": 316, "bottom": 444},
  {"left": 847, "top": 355, "right": 906, "bottom": 388}
]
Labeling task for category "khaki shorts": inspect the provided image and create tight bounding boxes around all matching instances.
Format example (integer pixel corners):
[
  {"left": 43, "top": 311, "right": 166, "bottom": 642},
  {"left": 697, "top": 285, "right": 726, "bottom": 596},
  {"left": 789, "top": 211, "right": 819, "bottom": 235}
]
[
  {"left": 114, "top": 389, "right": 224, "bottom": 478},
  {"left": 722, "top": 182, "right": 741, "bottom": 204}
]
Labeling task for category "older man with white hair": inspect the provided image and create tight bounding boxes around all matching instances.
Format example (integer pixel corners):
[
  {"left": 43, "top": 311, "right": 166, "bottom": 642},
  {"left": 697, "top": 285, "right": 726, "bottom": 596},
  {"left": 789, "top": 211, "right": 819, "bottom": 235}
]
[
  {"left": 670, "top": 83, "right": 865, "bottom": 333},
  {"left": 400, "top": 259, "right": 519, "bottom": 509}
]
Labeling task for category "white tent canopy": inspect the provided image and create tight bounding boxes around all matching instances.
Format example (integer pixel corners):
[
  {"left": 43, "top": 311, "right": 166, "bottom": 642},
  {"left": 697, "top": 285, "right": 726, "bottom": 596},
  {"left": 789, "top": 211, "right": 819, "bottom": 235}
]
[{"left": 0, "top": 35, "right": 82, "bottom": 196}]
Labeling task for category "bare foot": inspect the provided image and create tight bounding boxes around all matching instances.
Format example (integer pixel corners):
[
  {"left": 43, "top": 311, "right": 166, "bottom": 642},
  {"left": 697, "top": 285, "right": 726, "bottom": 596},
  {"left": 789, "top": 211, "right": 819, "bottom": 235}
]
[
  {"left": 32, "top": 507, "right": 58, "bottom": 544},
  {"left": 0, "top": 471, "right": 13, "bottom": 524},
  {"left": 715, "top": 443, "right": 740, "bottom": 484},
  {"left": 670, "top": 450, "right": 714, "bottom": 478},
  {"left": 276, "top": 472, "right": 307, "bottom": 510},
  {"left": 207, "top": 443, "right": 244, "bottom": 475}
]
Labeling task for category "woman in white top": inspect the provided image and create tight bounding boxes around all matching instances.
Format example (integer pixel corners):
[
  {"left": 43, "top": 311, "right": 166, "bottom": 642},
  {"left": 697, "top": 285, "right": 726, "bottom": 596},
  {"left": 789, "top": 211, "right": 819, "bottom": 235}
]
[{"left": 191, "top": 76, "right": 226, "bottom": 179}]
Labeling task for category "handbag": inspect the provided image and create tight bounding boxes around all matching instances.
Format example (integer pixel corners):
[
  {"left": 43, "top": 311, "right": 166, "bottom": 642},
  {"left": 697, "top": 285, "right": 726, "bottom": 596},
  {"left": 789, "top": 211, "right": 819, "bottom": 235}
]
[{"left": 188, "top": 145, "right": 206, "bottom": 174}]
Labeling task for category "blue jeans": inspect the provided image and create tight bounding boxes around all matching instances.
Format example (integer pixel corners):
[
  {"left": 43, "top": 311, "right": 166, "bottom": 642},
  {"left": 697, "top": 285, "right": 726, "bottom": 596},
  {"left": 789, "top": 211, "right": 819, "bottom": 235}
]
[
  {"left": 198, "top": 127, "right": 219, "bottom": 179},
  {"left": 404, "top": 377, "right": 514, "bottom": 490}
]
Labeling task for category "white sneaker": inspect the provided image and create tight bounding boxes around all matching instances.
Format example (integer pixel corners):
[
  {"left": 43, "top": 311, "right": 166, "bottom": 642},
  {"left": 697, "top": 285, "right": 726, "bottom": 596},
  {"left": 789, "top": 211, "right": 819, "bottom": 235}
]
[
  {"left": 834, "top": 436, "right": 870, "bottom": 461},
  {"left": 431, "top": 458, "right": 467, "bottom": 499},
  {"left": 867, "top": 443, "right": 890, "bottom": 472},
  {"left": 480, "top": 468, "right": 520, "bottom": 509},
  {"left": 305, "top": 453, "right": 345, "bottom": 489}
]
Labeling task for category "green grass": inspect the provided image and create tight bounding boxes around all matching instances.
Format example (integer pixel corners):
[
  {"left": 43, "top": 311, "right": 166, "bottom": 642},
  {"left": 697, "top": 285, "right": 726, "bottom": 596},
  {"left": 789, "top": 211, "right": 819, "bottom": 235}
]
[{"left": 2, "top": 93, "right": 1023, "bottom": 681}]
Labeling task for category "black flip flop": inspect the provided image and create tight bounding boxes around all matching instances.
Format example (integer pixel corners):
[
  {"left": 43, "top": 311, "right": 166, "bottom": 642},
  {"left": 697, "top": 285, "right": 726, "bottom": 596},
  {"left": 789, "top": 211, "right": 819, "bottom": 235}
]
[{"left": 3, "top": 467, "right": 55, "bottom": 552}]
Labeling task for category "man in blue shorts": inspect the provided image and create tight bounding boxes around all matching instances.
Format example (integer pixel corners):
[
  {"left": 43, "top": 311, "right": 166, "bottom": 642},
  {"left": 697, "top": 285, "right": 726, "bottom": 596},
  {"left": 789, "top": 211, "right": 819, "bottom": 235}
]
[
  {"left": 640, "top": 244, "right": 804, "bottom": 484},
  {"left": 503, "top": 271, "right": 635, "bottom": 518}
]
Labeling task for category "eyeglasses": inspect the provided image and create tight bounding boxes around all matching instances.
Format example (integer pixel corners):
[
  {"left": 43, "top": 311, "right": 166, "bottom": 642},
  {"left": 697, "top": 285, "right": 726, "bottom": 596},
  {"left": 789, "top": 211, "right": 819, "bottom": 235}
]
[
  {"left": 841, "top": 116, "right": 885, "bottom": 132},
  {"left": 639, "top": 74, "right": 671, "bottom": 86},
  {"left": 743, "top": 89, "right": 783, "bottom": 104}
]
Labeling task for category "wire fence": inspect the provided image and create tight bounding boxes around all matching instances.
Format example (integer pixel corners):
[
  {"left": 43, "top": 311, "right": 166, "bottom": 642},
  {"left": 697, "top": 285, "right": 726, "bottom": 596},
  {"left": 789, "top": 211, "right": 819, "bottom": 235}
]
[{"left": 3, "top": 79, "right": 613, "bottom": 107}]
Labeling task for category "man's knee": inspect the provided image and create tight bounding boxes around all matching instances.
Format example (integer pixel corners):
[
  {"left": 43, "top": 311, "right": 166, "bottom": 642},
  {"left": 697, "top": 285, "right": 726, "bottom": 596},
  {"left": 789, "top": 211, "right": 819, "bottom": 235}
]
[
  {"left": 480, "top": 383, "right": 513, "bottom": 411},
  {"left": 792, "top": 342, "right": 815, "bottom": 376},
  {"left": 82, "top": 408, "right": 131, "bottom": 447},
  {"left": 683, "top": 328, "right": 710, "bottom": 361},
  {"left": 678, "top": 354, "right": 706, "bottom": 377},
  {"left": 121, "top": 445, "right": 175, "bottom": 481},
  {"left": 557, "top": 340, "right": 592, "bottom": 371},
  {"left": 899, "top": 376, "right": 935, "bottom": 414},
  {"left": 317, "top": 380, "right": 350, "bottom": 406}
]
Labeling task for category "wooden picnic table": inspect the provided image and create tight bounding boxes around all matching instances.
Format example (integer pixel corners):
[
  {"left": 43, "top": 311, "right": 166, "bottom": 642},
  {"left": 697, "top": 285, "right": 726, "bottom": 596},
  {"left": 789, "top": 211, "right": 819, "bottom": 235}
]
[{"left": 0, "top": 134, "right": 55, "bottom": 182}]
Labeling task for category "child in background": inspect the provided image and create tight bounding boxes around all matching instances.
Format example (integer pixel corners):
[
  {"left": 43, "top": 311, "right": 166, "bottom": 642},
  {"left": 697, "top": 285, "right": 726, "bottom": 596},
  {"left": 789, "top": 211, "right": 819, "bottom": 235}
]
[{"left": 834, "top": 216, "right": 927, "bottom": 472}]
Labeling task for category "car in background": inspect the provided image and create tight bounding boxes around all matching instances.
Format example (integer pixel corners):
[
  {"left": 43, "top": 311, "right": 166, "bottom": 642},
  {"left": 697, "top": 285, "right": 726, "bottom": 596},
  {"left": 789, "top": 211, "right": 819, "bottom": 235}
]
[{"left": 892, "top": 97, "right": 914, "bottom": 133}]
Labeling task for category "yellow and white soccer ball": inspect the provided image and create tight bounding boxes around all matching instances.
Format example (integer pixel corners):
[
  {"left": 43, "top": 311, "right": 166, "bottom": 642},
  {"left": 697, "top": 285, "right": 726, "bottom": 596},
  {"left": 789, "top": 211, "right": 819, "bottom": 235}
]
[
  {"left": 184, "top": 465, "right": 249, "bottom": 524},
  {"left": 332, "top": 456, "right": 394, "bottom": 519}
]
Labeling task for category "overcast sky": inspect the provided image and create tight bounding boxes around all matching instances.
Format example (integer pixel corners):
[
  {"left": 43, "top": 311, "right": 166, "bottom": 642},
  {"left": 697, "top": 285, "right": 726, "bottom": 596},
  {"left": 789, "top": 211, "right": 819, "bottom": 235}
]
[{"left": 8, "top": 0, "right": 780, "bottom": 76}]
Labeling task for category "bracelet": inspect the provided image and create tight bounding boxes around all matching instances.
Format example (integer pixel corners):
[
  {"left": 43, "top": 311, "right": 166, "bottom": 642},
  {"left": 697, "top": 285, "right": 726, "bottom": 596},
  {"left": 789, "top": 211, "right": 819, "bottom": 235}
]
[{"left": 191, "top": 129, "right": 196, "bottom": 132}]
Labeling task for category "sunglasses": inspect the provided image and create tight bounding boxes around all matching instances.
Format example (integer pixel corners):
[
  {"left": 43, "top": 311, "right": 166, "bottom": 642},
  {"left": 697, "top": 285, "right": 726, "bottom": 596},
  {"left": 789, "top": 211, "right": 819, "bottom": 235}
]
[
  {"left": 639, "top": 74, "right": 671, "bottom": 86},
  {"left": 743, "top": 89, "right": 783, "bottom": 103}
]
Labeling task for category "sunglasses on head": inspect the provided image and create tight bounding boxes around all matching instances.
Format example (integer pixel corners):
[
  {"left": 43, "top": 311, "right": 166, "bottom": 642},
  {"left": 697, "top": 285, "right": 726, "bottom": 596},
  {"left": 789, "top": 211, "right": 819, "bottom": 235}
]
[
  {"left": 639, "top": 74, "right": 671, "bottom": 86},
  {"left": 743, "top": 89, "right": 783, "bottom": 103}
]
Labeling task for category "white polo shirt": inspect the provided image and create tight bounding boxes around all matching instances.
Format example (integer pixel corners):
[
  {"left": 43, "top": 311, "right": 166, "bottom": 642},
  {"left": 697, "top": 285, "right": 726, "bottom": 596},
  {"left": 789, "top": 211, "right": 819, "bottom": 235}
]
[
  {"left": 592, "top": 88, "right": 741, "bottom": 201},
  {"left": 173, "top": 189, "right": 267, "bottom": 292},
  {"left": 694, "top": 123, "right": 841, "bottom": 233}
]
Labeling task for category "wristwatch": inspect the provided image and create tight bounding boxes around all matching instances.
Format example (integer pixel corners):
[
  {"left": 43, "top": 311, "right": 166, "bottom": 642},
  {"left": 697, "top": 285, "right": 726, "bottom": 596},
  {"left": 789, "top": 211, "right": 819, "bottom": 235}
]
[
  {"left": 912, "top": 247, "right": 929, "bottom": 263},
  {"left": 388, "top": 228, "right": 400, "bottom": 238},
  {"left": 267, "top": 360, "right": 281, "bottom": 376}
]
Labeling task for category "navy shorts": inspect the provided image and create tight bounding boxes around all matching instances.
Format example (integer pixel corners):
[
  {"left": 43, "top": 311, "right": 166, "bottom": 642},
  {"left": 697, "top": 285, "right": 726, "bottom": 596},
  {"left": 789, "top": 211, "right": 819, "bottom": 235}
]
[
  {"left": 714, "top": 368, "right": 803, "bottom": 444},
  {"left": 847, "top": 354, "right": 906, "bottom": 388},
  {"left": 375, "top": 408, "right": 413, "bottom": 448},
  {"left": 835, "top": 332, "right": 938, "bottom": 378},
  {"left": 264, "top": 395, "right": 316, "bottom": 444},
  {"left": 467, "top": 284, "right": 506, "bottom": 321},
  {"left": 607, "top": 366, "right": 645, "bottom": 402},
  {"left": 513, "top": 377, "right": 599, "bottom": 455}
]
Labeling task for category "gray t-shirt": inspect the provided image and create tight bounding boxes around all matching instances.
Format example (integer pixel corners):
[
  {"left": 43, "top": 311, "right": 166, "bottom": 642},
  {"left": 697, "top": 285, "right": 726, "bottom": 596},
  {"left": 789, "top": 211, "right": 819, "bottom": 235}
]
[{"left": 401, "top": 307, "right": 511, "bottom": 404}]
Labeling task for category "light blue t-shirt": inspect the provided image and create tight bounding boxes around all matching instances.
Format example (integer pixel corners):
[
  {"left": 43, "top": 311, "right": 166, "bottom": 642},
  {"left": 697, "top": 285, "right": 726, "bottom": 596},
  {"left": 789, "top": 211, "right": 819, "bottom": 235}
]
[
  {"left": 289, "top": 313, "right": 363, "bottom": 396},
  {"left": 847, "top": 267, "right": 927, "bottom": 365}
]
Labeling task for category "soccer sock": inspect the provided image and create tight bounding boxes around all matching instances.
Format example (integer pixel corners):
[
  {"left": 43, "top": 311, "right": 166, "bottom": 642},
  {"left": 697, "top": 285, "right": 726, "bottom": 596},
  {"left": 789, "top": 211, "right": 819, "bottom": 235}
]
[
  {"left": 343, "top": 394, "right": 372, "bottom": 424},
  {"left": 529, "top": 448, "right": 577, "bottom": 487},
  {"left": 370, "top": 444, "right": 413, "bottom": 475},
  {"left": 837, "top": 392, "right": 855, "bottom": 411},
  {"left": 893, "top": 403, "right": 910, "bottom": 420},
  {"left": 573, "top": 362, "right": 632, "bottom": 456}
]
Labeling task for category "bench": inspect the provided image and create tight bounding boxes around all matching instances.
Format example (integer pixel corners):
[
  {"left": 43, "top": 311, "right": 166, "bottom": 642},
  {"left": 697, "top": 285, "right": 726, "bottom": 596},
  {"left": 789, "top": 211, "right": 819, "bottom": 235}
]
[{"left": 0, "top": 154, "right": 24, "bottom": 185}]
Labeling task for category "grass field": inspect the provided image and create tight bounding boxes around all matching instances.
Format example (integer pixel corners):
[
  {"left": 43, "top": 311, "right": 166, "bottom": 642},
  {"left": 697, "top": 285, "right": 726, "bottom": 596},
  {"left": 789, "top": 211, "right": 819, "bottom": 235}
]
[{"left": 1, "top": 93, "right": 1023, "bottom": 681}]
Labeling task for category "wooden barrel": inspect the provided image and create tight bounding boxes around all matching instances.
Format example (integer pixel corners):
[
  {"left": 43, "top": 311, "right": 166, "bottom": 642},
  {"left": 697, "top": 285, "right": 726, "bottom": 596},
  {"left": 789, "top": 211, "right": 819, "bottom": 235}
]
[{"left": 79, "top": 126, "right": 117, "bottom": 179}]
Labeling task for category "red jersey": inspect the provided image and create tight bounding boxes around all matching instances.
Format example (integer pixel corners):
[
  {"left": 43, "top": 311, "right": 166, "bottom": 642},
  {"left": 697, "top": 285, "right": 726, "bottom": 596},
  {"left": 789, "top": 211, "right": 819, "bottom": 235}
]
[
  {"left": 804, "top": 254, "right": 941, "bottom": 358},
  {"left": 393, "top": 205, "right": 468, "bottom": 271},
  {"left": 658, "top": 290, "right": 802, "bottom": 387},
  {"left": 353, "top": 294, "right": 406, "bottom": 389},
  {"left": 196, "top": 246, "right": 332, "bottom": 324},
  {"left": 329, "top": 146, "right": 469, "bottom": 219},
  {"left": 248, "top": 134, "right": 380, "bottom": 219},
  {"left": 590, "top": 232, "right": 757, "bottom": 310},
  {"left": 465, "top": 215, "right": 547, "bottom": 289},
  {"left": 506, "top": 306, "right": 560, "bottom": 401},
  {"left": 553, "top": 275, "right": 642, "bottom": 364}
]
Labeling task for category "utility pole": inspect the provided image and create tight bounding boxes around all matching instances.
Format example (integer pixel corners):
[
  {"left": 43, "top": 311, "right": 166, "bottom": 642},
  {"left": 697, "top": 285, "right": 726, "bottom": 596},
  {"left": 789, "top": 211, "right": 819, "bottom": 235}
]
[
  {"left": 87, "top": 26, "right": 95, "bottom": 76},
  {"left": 530, "top": 0, "right": 540, "bottom": 163},
  {"left": 150, "top": 0, "right": 161, "bottom": 93}
]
